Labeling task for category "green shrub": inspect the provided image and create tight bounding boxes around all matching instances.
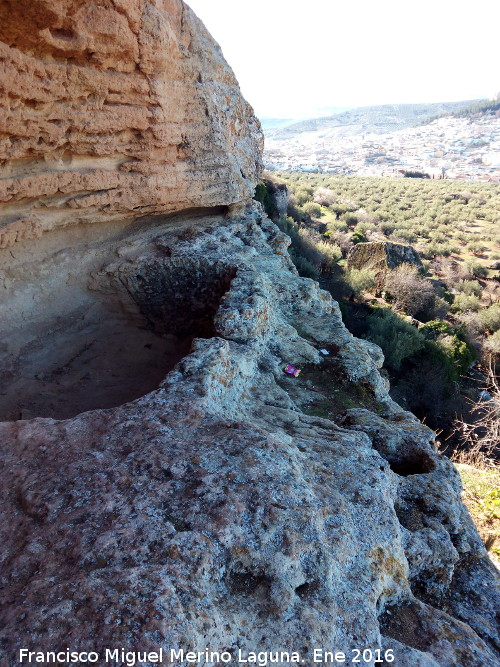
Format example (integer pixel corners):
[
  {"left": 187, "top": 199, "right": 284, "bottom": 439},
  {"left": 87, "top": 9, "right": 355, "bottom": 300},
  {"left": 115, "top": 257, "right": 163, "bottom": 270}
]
[
  {"left": 338, "top": 301, "right": 350, "bottom": 323},
  {"left": 465, "top": 259, "right": 488, "bottom": 278},
  {"left": 346, "top": 268, "right": 376, "bottom": 296},
  {"left": 421, "top": 241, "right": 456, "bottom": 258},
  {"left": 276, "top": 216, "right": 314, "bottom": 271},
  {"left": 276, "top": 215, "right": 298, "bottom": 237},
  {"left": 254, "top": 182, "right": 276, "bottom": 218},
  {"left": 302, "top": 201, "right": 322, "bottom": 219},
  {"left": 326, "top": 220, "right": 348, "bottom": 233},
  {"left": 330, "top": 204, "right": 349, "bottom": 218},
  {"left": 452, "top": 293, "right": 481, "bottom": 313},
  {"left": 436, "top": 243, "right": 455, "bottom": 257},
  {"left": 467, "top": 240, "right": 487, "bottom": 255},
  {"left": 484, "top": 331, "right": 500, "bottom": 356},
  {"left": 393, "top": 229, "right": 417, "bottom": 244},
  {"left": 342, "top": 212, "right": 359, "bottom": 226},
  {"left": 456, "top": 280, "right": 482, "bottom": 297},
  {"left": 398, "top": 342, "right": 461, "bottom": 420},
  {"left": 276, "top": 216, "right": 342, "bottom": 278},
  {"left": 315, "top": 240, "right": 342, "bottom": 274},
  {"left": 365, "top": 310, "right": 425, "bottom": 371},
  {"left": 380, "top": 222, "right": 396, "bottom": 236},
  {"left": 437, "top": 334, "right": 476, "bottom": 375},
  {"left": 420, "top": 243, "right": 440, "bottom": 259},
  {"left": 352, "top": 229, "right": 367, "bottom": 244},
  {"left": 421, "top": 319, "right": 453, "bottom": 339},
  {"left": 429, "top": 296, "right": 451, "bottom": 319},
  {"left": 477, "top": 304, "right": 500, "bottom": 334},
  {"left": 289, "top": 249, "right": 319, "bottom": 279},
  {"left": 295, "top": 187, "right": 314, "bottom": 205},
  {"left": 443, "top": 289, "right": 454, "bottom": 304}
]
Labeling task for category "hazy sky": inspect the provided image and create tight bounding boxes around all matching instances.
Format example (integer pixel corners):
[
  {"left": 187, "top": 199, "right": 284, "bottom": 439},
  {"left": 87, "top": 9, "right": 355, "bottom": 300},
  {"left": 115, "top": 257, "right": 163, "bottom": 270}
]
[{"left": 187, "top": 0, "right": 499, "bottom": 118}]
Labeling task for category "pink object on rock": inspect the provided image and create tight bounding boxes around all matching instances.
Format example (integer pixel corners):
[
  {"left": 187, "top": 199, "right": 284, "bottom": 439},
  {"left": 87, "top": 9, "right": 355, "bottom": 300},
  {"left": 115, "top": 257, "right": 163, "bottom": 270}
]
[{"left": 284, "top": 365, "right": 301, "bottom": 377}]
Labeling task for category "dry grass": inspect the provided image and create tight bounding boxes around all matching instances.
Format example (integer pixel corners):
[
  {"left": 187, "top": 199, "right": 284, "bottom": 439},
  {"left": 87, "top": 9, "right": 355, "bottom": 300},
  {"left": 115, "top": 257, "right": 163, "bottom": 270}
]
[{"left": 455, "top": 463, "right": 500, "bottom": 564}]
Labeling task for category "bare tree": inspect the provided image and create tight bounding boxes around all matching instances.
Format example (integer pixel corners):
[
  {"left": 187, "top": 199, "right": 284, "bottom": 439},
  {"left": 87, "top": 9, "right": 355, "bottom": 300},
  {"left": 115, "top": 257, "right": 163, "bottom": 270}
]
[
  {"left": 313, "top": 187, "right": 336, "bottom": 207},
  {"left": 430, "top": 256, "right": 460, "bottom": 287},
  {"left": 483, "top": 280, "right": 500, "bottom": 307},
  {"left": 449, "top": 360, "right": 500, "bottom": 467},
  {"left": 384, "top": 264, "right": 436, "bottom": 318}
]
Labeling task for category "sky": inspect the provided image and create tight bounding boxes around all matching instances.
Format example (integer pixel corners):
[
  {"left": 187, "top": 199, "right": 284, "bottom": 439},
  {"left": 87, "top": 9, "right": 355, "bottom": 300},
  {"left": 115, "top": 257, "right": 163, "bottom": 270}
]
[{"left": 187, "top": 0, "right": 500, "bottom": 119}]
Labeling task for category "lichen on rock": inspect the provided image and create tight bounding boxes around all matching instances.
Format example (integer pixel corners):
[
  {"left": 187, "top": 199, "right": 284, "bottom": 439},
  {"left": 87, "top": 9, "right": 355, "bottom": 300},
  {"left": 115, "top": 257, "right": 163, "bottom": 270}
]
[
  {"left": 347, "top": 241, "right": 423, "bottom": 286},
  {"left": 0, "top": 3, "right": 498, "bottom": 667}
]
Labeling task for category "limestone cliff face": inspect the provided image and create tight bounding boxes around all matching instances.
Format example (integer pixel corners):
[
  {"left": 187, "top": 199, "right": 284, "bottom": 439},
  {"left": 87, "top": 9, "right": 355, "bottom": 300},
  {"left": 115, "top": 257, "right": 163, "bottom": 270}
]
[
  {"left": 0, "top": 3, "right": 499, "bottom": 667},
  {"left": 0, "top": 0, "right": 263, "bottom": 248}
]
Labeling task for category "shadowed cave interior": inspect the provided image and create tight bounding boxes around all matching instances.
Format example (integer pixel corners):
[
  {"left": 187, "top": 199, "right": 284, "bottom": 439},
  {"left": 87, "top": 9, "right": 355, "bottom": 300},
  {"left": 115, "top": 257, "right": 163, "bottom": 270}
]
[{"left": 0, "top": 257, "right": 236, "bottom": 421}]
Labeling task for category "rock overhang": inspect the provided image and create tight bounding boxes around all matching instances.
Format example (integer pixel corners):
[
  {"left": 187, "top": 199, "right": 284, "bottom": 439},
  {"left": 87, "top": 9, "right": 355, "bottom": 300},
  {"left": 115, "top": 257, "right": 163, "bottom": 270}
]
[
  {"left": 0, "top": 2, "right": 499, "bottom": 665},
  {"left": 0, "top": 0, "right": 264, "bottom": 248}
]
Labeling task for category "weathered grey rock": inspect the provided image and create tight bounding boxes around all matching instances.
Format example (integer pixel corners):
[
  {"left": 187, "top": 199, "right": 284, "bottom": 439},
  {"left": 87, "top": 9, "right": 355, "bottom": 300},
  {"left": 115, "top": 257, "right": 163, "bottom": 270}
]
[
  {"left": 347, "top": 241, "right": 423, "bottom": 285},
  {"left": 0, "top": 2, "right": 498, "bottom": 666},
  {"left": 0, "top": 209, "right": 498, "bottom": 667}
]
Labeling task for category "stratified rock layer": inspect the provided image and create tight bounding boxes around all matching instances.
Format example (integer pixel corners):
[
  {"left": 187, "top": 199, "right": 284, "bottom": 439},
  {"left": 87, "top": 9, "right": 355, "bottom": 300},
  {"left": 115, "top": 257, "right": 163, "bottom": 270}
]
[
  {"left": 0, "top": 0, "right": 263, "bottom": 248},
  {"left": 0, "top": 210, "right": 499, "bottom": 666}
]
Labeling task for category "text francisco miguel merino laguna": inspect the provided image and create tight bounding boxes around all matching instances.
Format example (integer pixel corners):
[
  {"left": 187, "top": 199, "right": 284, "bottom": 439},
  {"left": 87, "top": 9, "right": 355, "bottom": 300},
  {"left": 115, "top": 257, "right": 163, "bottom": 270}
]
[{"left": 18, "top": 647, "right": 396, "bottom": 665}]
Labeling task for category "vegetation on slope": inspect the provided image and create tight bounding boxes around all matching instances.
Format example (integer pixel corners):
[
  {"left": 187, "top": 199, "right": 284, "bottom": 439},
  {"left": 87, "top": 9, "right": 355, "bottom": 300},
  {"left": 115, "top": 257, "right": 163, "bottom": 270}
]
[
  {"left": 457, "top": 464, "right": 500, "bottom": 561},
  {"left": 423, "top": 99, "right": 500, "bottom": 125},
  {"left": 255, "top": 172, "right": 500, "bottom": 446},
  {"left": 255, "top": 171, "right": 500, "bottom": 560},
  {"left": 276, "top": 171, "right": 500, "bottom": 266}
]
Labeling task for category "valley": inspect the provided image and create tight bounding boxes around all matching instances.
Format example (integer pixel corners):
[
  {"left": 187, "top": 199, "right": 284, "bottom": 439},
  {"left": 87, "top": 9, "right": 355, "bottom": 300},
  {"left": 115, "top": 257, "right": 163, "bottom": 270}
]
[{"left": 264, "top": 101, "right": 500, "bottom": 181}]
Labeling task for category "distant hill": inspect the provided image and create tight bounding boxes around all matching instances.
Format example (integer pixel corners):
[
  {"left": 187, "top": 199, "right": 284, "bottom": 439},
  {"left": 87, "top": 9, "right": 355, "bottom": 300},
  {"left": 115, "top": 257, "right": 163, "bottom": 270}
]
[
  {"left": 263, "top": 98, "right": 500, "bottom": 180},
  {"left": 266, "top": 100, "right": 481, "bottom": 140},
  {"left": 422, "top": 99, "right": 500, "bottom": 124},
  {"left": 259, "top": 118, "right": 296, "bottom": 130},
  {"left": 259, "top": 107, "right": 352, "bottom": 131}
]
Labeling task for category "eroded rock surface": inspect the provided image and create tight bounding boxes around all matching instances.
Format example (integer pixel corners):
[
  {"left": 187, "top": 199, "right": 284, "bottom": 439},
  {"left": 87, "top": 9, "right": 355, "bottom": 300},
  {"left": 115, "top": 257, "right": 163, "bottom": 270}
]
[
  {"left": 0, "top": 2, "right": 499, "bottom": 666},
  {"left": 0, "top": 211, "right": 499, "bottom": 666},
  {"left": 0, "top": 0, "right": 263, "bottom": 248}
]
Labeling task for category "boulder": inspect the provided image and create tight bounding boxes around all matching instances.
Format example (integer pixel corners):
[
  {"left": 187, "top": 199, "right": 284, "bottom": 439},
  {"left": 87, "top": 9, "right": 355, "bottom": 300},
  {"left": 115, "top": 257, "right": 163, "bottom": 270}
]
[
  {"left": 263, "top": 177, "right": 290, "bottom": 217},
  {"left": 347, "top": 241, "right": 423, "bottom": 285}
]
